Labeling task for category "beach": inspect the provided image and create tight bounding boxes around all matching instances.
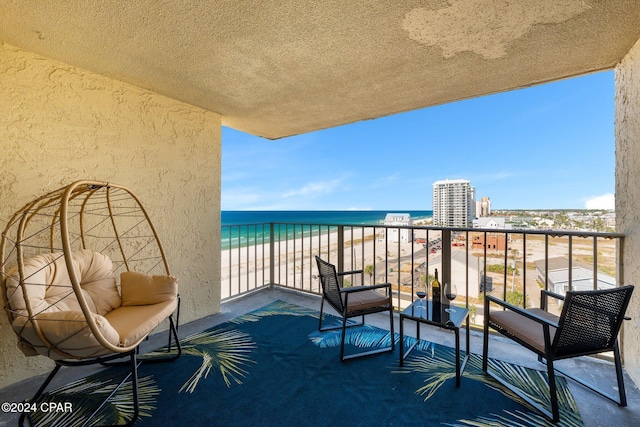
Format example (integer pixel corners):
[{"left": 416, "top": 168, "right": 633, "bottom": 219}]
[
  {"left": 221, "top": 222, "right": 618, "bottom": 319},
  {"left": 221, "top": 225, "right": 383, "bottom": 298},
  {"left": 221, "top": 220, "right": 438, "bottom": 302}
]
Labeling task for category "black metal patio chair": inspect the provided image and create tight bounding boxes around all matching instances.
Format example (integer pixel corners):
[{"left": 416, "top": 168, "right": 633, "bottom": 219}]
[
  {"left": 482, "top": 285, "right": 634, "bottom": 423},
  {"left": 315, "top": 256, "right": 395, "bottom": 361}
]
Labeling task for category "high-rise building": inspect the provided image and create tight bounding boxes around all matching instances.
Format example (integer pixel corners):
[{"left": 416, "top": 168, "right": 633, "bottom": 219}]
[
  {"left": 477, "top": 196, "right": 491, "bottom": 217},
  {"left": 432, "top": 179, "right": 475, "bottom": 227}
]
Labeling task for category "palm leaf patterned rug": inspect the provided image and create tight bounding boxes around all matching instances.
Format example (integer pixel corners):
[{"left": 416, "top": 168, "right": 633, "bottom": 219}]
[{"left": 29, "top": 300, "right": 583, "bottom": 426}]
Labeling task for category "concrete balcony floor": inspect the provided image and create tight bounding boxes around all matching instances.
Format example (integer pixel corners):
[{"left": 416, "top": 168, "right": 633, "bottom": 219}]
[{"left": 1, "top": 287, "right": 639, "bottom": 426}]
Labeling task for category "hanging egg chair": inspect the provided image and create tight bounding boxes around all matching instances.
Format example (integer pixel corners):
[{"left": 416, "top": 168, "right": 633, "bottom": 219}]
[{"left": 1, "top": 180, "right": 181, "bottom": 426}]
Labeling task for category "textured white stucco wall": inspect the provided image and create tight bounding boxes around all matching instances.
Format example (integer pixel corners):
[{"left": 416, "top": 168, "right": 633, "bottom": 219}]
[
  {"left": 0, "top": 43, "right": 222, "bottom": 387},
  {"left": 615, "top": 37, "right": 640, "bottom": 388}
]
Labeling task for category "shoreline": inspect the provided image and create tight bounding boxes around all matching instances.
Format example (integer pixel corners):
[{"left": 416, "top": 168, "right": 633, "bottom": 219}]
[
  {"left": 221, "top": 218, "right": 433, "bottom": 251},
  {"left": 221, "top": 225, "right": 434, "bottom": 299}
]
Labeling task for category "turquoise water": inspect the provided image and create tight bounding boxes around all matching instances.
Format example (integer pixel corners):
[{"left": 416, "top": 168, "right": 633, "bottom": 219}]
[{"left": 221, "top": 210, "right": 432, "bottom": 250}]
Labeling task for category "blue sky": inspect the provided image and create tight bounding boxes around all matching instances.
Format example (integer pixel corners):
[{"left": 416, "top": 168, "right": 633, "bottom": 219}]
[{"left": 222, "top": 71, "right": 615, "bottom": 211}]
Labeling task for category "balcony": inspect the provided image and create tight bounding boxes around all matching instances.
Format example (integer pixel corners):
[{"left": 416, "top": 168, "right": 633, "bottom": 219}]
[
  {"left": 215, "top": 288, "right": 640, "bottom": 426},
  {"left": 217, "top": 222, "right": 640, "bottom": 425},
  {"left": 2, "top": 1, "right": 640, "bottom": 414},
  {"left": 1, "top": 222, "right": 638, "bottom": 426},
  {"left": 1, "top": 284, "right": 636, "bottom": 426}
]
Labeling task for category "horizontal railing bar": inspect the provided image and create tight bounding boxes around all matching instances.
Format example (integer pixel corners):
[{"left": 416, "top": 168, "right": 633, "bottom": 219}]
[{"left": 223, "top": 221, "right": 623, "bottom": 238}]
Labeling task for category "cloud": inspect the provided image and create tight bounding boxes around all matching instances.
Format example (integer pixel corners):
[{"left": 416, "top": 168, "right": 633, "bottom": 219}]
[
  {"left": 473, "top": 171, "right": 521, "bottom": 182},
  {"left": 221, "top": 190, "right": 264, "bottom": 210},
  {"left": 585, "top": 193, "right": 615, "bottom": 210},
  {"left": 223, "top": 177, "right": 349, "bottom": 210},
  {"left": 281, "top": 179, "right": 343, "bottom": 198}
]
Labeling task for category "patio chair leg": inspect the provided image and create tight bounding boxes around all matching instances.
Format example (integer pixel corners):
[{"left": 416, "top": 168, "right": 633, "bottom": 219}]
[
  {"left": 614, "top": 340, "right": 628, "bottom": 407},
  {"left": 389, "top": 303, "right": 395, "bottom": 350},
  {"left": 340, "top": 305, "right": 396, "bottom": 361},
  {"left": 19, "top": 364, "right": 63, "bottom": 427},
  {"left": 551, "top": 341, "right": 628, "bottom": 408},
  {"left": 149, "top": 314, "right": 182, "bottom": 361},
  {"left": 130, "top": 351, "right": 140, "bottom": 425},
  {"left": 83, "top": 351, "right": 140, "bottom": 427},
  {"left": 546, "top": 356, "right": 560, "bottom": 423},
  {"left": 318, "top": 298, "right": 364, "bottom": 333},
  {"left": 168, "top": 296, "right": 181, "bottom": 349},
  {"left": 164, "top": 314, "right": 182, "bottom": 361},
  {"left": 340, "top": 313, "right": 348, "bottom": 361},
  {"left": 482, "top": 303, "right": 489, "bottom": 372},
  {"left": 319, "top": 298, "right": 326, "bottom": 331}
]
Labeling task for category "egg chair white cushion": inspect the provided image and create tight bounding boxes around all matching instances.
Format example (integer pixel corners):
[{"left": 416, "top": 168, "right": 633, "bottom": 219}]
[{"left": 5, "top": 249, "right": 178, "bottom": 360}]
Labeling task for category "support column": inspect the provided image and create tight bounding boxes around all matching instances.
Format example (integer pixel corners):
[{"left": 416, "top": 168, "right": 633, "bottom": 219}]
[{"left": 615, "top": 36, "right": 640, "bottom": 388}]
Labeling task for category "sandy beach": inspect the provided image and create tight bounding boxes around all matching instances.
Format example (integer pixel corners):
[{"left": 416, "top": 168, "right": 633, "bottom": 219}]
[
  {"left": 221, "top": 223, "right": 618, "bottom": 318},
  {"left": 221, "top": 223, "right": 440, "bottom": 302},
  {"left": 221, "top": 226, "right": 383, "bottom": 298}
]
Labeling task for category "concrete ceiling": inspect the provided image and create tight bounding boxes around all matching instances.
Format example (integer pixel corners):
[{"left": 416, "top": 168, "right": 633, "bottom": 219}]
[{"left": 2, "top": 0, "right": 640, "bottom": 140}]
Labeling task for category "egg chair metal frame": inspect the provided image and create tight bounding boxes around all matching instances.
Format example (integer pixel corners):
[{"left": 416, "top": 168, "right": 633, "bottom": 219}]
[{"left": 1, "top": 180, "right": 182, "bottom": 426}]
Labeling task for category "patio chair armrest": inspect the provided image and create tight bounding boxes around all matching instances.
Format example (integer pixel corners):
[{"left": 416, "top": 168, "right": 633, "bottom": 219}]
[
  {"left": 540, "top": 289, "right": 564, "bottom": 311},
  {"left": 485, "top": 295, "right": 559, "bottom": 328},
  {"left": 340, "top": 282, "right": 391, "bottom": 294},
  {"left": 541, "top": 289, "right": 564, "bottom": 300},
  {"left": 541, "top": 289, "right": 565, "bottom": 301},
  {"left": 337, "top": 269, "right": 364, "bottom": 277}
]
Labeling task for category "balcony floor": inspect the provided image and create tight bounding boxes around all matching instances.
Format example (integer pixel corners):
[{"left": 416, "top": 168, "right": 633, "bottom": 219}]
[{"left": 1, "top": 286, "right": 639, "bottom": 426}]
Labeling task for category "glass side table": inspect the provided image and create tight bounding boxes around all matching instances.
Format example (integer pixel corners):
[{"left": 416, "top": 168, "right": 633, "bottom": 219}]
[{"left": 399, "top": 300, "right": 470, "bottom": 387}]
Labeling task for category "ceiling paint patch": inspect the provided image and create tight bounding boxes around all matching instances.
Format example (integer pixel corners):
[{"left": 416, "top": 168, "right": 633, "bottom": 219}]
[{"left": 402, "top": 0, "right": 592, "bottom": 59}]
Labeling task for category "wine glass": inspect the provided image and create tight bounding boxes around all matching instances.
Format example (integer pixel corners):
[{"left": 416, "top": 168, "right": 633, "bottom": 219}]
[
  {"left": 416, "top": 289, "right": 427, "bottom": 313},
  {"left": 444, "top": 283, "right": 457, "bottom": 313}
]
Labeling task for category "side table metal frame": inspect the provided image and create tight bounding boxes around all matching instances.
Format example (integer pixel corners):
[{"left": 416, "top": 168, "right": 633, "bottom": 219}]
[{"left": 399, "top": 301, "right": 470, "bottom": 387}]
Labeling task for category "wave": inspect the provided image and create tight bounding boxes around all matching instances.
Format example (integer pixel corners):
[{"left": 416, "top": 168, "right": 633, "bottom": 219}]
[{"left": 221, "top": 210, "right": 432, "bottom": 250}]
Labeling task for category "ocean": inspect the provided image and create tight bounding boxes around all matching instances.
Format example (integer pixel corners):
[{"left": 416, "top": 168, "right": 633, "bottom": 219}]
[{"left": 221, "top": 210, "right": 432, "bottom": 250}]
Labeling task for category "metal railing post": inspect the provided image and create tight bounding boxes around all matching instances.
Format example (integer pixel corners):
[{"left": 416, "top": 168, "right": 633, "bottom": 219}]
[
  {"left": 618, "top": 235, "right": 625, "bottom": 287},
  {"left": 441, "top": 228, "right": 452, "bottom": 289},
  {"left": 337, "top": 225, "right": 345, "bottom": 279},
  {"left": 269, "top": 222, "right": 275, "bottom": 287}
]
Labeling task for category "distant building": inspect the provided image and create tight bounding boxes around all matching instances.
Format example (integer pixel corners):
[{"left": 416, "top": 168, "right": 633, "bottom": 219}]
[
  {"left": 432, "top": 179, "right": 475, "bottom": 227},
  {"left": 534, "top": 257, "right": 616, "bottom": 297},
  {"left": 424, "top": 250, "right": 484, "bottom": 298},
  {"left": 603, "top": 212, "right": 616, "bottom": 228},
  {"left": 537, "top": 217, "right": 554, "bottom": 229},
  {"left": 475, "top": 196, "right": 491, "bottom": 217},
  {"left": 384, "top": 213, "right": 412, "bottom": 243},
  {"left": 471, "top": 232, "right": 507, "bottom": 251},
  {"left": 472, "top": 217, "right": 505, "bottom": 229}
]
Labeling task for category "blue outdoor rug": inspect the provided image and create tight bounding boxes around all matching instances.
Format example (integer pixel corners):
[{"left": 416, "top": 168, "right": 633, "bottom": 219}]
[{"left": 29, "top": 300, "right": 583, "bottom": 426}]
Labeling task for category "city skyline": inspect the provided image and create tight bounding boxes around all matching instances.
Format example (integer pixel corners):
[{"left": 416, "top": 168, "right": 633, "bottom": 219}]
[{"left": 222, "top": 70, "right": 615, "bottom": 211}]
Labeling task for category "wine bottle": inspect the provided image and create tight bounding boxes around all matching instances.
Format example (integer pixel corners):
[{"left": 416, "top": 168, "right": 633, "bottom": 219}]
[{"left": 431, "top": 268, "right": 441, "bottom": 303}]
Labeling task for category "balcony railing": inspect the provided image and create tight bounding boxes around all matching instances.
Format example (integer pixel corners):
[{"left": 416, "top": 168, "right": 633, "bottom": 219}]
[{"left": 221, "top": 222, "right": 624, "bottom": 327}]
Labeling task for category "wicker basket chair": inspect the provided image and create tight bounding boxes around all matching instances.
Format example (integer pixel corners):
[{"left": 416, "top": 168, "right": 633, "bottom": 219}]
[{"left": 1, "top": 180, "right": 181, "bottom": 426}]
